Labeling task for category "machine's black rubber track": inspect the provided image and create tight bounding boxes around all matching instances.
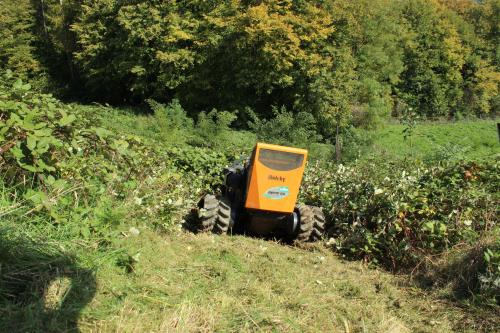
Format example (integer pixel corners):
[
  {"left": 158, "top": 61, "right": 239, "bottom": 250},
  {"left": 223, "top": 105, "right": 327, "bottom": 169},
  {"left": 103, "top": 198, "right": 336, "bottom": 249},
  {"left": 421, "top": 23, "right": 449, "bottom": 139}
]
[
  {"left": 296, "top": 204, "right": 315, "bottom": 242},
  {"left": 310, "top": 206, "right": 326, "bottom": 241},
  {"left": 197, "top": 194, "right": 219, "bottom": 232},
  {"left": 212, "top": 196, "right": 232, "bottom": 234}
]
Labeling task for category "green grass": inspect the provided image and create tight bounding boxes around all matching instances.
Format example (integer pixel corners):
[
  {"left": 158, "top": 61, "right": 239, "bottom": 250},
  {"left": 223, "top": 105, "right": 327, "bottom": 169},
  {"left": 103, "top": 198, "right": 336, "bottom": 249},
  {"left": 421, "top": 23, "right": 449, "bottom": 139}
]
[
  {"left": 367, "top": 120, "right": 499, "bottom": 161},
  {"left": 3, "top": 225, "right": 497, "bottom": 333}
]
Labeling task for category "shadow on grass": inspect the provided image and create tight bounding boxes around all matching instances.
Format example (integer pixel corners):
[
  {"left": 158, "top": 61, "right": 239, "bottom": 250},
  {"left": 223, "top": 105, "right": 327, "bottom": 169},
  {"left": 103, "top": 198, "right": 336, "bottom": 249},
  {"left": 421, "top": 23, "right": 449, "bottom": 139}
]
[
  {"left": 181, "top": 207, "right": 200, "bottom": 234},
  {"left": 0, "top": 228, "right": 96, "bottom": 333},
  {"left": 181, "top": 208, "right": 322, "bottom": 252}
]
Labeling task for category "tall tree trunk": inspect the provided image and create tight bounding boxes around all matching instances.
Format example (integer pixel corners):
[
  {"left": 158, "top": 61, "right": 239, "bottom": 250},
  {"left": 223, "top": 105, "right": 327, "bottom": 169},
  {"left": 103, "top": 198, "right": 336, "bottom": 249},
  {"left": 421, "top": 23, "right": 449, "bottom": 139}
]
[{"left": 40, "top": 0, "right": 48, "bottom": 37}]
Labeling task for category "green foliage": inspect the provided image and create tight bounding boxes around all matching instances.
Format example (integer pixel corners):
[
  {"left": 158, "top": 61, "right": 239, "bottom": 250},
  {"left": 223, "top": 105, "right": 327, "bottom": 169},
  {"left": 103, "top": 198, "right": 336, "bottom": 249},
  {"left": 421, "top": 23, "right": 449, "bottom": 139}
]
[
  {"left": 398, "top": 0, "right": 466, "bottom": 117},
  {"left": 465, "top": 0, "right": 500, "bottom": 67},
  {"left": 0, "top": 70, "right": 147, "bottom": 196},
  {"left": 480, "top": 240, "right": 500, "bottom": 302},
  {"left": 189, "top": 109, "right": 239, "bottom": 150},
  {"left": 0, "top": 70, "right": 231, "bottom": 234},
  {"left": 67, "top": 0, "right": 334, "bottom": 107},
  {"left": 327, "top": 0, "right": 405, "bottom": 128},
  {"left": 247, "top": 106, "right": 322, "bottom": 148},
  {"left": 0, "top": 71, "right": 71, "bottom": 176},
  {"left": 147, "top": 99, "right": 193, "bottom": 144},
  {"left": 0, "top": 0, "right": 44, "bottom": 85},
  {"left": 302, "top": 158, "right": 499, "bottom": 271},
  {"left": 400, "top": 107, "right": 420, "bottom": 155}
]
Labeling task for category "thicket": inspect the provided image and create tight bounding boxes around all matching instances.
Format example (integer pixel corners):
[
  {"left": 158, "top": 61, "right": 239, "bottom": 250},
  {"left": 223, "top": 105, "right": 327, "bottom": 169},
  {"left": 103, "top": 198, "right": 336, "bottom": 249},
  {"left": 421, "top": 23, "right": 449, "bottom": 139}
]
[
  {"left": 1, "top": 0, "right": 499, "bottom": 138},
  {"left": 0, "top": 70, "right": 227, "bottom": 231},
  {"left": 302, "top": 158, "right": 499, "bottom": 303}
]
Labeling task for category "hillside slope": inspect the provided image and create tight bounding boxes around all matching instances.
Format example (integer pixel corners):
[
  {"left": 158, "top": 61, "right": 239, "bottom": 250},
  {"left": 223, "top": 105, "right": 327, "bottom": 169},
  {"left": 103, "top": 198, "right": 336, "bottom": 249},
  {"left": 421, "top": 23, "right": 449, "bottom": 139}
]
[
  {"left": 2, "top": 228, "right": 495, "bottom": 333},
  {"left": 89, "top": 231, "right": 499, "bottom": 332},
  {"left": 79, "top": 232, "right": 498, "bottom": 332},
  {"left": 369, "top": 120, "right": 499, "bottom": 161},
  {"left": 0, "top": 83, "right": 497, "bottom": 332}
]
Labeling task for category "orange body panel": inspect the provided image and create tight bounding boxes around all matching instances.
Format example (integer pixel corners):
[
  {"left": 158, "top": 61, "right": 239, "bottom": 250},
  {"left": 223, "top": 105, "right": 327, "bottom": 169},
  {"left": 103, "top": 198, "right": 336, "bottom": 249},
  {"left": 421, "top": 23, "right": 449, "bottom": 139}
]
[{"left": 245, "top": 143, "right": 308, "bottom": 213}]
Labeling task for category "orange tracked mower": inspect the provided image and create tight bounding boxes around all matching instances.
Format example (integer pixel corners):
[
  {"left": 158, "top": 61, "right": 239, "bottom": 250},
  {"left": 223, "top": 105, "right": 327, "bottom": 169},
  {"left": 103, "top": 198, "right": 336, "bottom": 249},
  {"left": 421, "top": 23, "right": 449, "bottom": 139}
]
[{"left": 196, "top": 143, "right": 325, "bottom": 242}]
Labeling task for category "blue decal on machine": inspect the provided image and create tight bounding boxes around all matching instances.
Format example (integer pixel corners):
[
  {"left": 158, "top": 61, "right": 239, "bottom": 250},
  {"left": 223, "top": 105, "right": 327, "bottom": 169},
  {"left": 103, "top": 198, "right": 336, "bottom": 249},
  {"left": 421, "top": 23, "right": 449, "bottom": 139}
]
[{"left": 264, "top": 186, "right": 289, "bottom": 200}]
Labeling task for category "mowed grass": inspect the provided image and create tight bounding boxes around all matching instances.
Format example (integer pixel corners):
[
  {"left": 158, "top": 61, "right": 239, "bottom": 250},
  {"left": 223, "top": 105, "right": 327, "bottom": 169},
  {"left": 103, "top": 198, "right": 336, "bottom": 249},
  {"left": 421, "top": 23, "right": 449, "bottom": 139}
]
[
  {"left": 71, "top": 231, "right": 493, "bottom": 333},
  {"left": 368, "top": 120, "right": 499, "bottom": 160},
  {"left": 1, "top": 189, "right": 497, "bottom": 333},
  {"left": 2, "top": 225, "right": 497, "bottom": 333}
]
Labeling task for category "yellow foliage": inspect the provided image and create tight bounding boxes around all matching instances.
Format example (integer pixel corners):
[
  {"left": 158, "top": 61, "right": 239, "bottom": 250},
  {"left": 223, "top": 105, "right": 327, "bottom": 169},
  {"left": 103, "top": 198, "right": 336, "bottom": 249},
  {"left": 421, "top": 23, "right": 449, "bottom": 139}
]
[{"left": 474, "top": 62, "right": 500, "bottom": 114}]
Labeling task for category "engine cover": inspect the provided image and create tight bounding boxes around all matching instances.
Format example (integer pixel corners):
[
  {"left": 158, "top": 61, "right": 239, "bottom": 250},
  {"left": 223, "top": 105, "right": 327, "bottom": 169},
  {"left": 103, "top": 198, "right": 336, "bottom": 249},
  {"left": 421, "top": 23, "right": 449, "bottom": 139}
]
[{"left": 244, "top": 143, "right": 307, "bottom": 214}]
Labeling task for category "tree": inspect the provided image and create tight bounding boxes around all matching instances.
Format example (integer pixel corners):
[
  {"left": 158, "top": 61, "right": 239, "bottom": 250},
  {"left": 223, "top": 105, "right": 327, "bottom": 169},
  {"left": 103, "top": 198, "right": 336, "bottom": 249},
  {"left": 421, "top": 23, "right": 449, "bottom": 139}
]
[
  {"left": 440, "top": 0, "right": 500, "bottom": 116},
  {"left": 308, "top": 47, "right": 356, "bottom": 161},
  {"left": 0, "top": 0, "right": 43, "bottom": 83},
  {"left": 398, "top": 0, "right": 467, "bottom": 118},
  {"left": 69, "top": 0, "right": 335, "bottom": 112},
  {"left": 346, "top": 0, "right": 407, "bottom": 127},
  {"left": 467, "top": 0, "right": 500, "bottom": 67}
]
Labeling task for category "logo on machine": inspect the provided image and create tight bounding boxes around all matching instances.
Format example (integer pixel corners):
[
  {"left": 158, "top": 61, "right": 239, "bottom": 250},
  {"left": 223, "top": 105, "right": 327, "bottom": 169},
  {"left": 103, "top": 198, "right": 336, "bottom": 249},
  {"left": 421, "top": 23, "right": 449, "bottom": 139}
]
[
  {"left": 264, "top": 186, "right": 289, "bottom": 200},
  {"left": 268, "top": 174, "right": 286, "bottom": 182}
]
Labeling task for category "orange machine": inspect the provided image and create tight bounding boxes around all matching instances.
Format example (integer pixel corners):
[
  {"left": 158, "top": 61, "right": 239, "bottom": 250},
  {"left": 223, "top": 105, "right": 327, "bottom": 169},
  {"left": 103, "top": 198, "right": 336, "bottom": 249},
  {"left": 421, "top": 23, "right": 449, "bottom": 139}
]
[
  {"left": 245, "top": 143, "right": 307, "bottom": 213},
  {"left": 196, "top": 143, "right": 324, "bottom": 242}
]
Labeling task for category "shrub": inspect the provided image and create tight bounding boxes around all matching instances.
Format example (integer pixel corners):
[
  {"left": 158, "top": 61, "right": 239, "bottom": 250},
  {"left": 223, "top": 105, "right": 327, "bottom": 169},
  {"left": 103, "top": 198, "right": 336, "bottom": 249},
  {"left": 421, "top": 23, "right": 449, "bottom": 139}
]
[
  {"left": 247, "top": 106, "right": 323, "bottom": 149},
  {"left": 301, "top": 158, "right": 499, "bottom": 271},
  {"left": 0, "top": 71, "right": 76, "bottom": 179},
  {"left": 147, "top": 99, "right": 193, "bottom": 144},
  {"left": 339, "top": 126, "right": 374, "bottom": 162},
  {"left": 0, "top": 70, "right": 146, "bottom": 188},
  {"left": 480, "top": 240, "right": 500, "bottom": 303},
  {"left": 190, "top": 109, "right": 242, "bottom": 151}
]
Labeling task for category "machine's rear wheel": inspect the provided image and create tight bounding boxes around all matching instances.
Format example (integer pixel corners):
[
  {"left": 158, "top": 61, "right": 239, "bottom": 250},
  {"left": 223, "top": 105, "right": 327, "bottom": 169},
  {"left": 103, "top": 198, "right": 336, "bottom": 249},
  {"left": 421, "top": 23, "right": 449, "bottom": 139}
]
[
  {"left": 212, "top": 197, "right": 232, "bottom": 234},
  {"left": 295, "top": 204, "right": 314, "bottom": 242},
  {"left": 310, "top": 206, "right": 325, "bottom": 241},
  {"left": 295, "top": 204, "right": 325, "bottom": 242},
  {"left": 197, "top": 195, "right": 233, "bottom": 234}
]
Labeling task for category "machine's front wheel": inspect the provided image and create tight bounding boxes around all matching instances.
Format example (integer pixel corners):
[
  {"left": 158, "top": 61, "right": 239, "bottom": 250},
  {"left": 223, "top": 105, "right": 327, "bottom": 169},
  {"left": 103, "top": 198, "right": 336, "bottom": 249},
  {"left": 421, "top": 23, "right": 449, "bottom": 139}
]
[
  {"left": 197, "top": 195, "right": 233, "bottom": 234},
  {"left": 295, "top": 204, "right": 325, "bottom": 242},
  {"left": 197, "top": 194, "right": 219, "bottom": 232}
]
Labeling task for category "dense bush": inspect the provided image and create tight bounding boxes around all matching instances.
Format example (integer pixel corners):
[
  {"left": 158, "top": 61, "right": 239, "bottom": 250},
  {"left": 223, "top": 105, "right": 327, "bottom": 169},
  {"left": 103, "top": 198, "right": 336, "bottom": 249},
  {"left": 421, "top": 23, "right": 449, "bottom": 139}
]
[
  {"left": 248, "top": 106, "right": 322, "bottom": 147},
  {"left": 0, "top": 72, "right": 67, "bottom": 176},
  {"left": 0, "top": 71, "right": 230, "bottom": 235},
  {"left": 0, "top": 70, "right": 143, "bottom": 188},
  {"left": 147, "top": 99, "right": 193, "bottom": 144},
  {"left": 301, "top": 158, "right": 499, "bottom": 271}
]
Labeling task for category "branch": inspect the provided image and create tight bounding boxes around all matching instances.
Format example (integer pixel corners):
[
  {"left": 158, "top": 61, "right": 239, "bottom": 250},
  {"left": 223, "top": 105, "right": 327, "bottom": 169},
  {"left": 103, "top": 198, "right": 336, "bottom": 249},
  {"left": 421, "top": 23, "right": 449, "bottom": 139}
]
[
  {"left": 0, "top": 140, "right": 17, "bottom": 155},
  {"left": 0, "top": 133, "right": 26, "bottom": 155}
]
